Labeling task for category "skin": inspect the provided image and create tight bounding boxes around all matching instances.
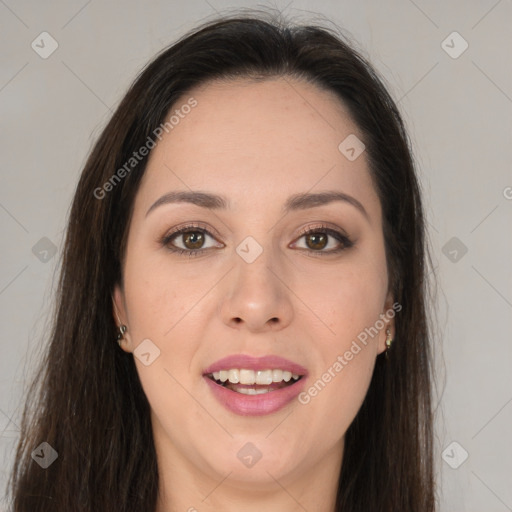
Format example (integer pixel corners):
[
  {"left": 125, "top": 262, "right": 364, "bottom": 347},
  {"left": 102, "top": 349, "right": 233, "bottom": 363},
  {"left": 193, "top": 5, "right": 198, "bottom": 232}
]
[{"left": 113, "top": 76, "right": 395, "bottom": 512}]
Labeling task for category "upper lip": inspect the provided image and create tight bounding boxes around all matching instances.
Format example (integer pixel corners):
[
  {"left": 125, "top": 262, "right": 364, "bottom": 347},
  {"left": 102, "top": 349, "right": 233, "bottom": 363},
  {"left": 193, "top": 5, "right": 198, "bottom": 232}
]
[{"left": 203, "top": 354, "right": 308, "bottom": 376}]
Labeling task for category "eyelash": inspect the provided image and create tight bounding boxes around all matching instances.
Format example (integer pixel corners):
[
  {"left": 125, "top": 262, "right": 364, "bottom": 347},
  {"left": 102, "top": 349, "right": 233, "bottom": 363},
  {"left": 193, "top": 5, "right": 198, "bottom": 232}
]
[{"left": 159, "top": 222, "right": 354, "bottom": 258}]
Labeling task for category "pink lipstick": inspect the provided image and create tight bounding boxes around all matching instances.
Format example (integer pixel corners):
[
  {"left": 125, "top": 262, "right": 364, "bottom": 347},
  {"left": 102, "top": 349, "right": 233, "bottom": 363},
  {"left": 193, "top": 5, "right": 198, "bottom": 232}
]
[{"left": 203, "top": 354, "right": 308, "bottom": 416}]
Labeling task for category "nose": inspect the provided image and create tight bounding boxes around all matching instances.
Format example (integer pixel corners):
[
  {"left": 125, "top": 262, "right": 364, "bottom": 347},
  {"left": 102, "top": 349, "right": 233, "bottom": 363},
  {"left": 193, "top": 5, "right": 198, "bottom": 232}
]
[{"left": 219, "top": 247, "right": 294, "bottom": 333}]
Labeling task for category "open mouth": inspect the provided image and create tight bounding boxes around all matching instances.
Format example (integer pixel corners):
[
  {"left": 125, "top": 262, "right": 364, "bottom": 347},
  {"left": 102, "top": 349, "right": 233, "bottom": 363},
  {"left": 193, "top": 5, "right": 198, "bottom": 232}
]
[{"left": 205, "top": 370, "right": 304, "bottom": 395}]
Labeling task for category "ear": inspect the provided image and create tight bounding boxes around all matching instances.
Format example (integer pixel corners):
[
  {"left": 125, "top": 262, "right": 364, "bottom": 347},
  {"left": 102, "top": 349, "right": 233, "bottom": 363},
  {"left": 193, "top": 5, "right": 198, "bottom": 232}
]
[
  {"left": 376, "top": 291, "right": 397, "bottom": 355},
  {"left": 112, "top": 283, "right": 133, "bottom": 353}
]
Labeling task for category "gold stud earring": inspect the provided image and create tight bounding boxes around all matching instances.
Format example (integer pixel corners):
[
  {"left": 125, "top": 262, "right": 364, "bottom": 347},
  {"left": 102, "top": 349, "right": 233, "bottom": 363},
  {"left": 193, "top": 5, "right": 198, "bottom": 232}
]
[
  {"left": 385, "top": 327, "right": 393, "bottom": 359},
  {"left": 385, "top": 328, "right": 393, "bottom": 349}
]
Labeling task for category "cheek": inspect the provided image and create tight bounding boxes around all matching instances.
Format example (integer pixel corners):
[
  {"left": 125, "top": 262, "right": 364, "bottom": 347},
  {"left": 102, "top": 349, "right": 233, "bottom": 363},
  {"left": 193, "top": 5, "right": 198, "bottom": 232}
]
[
  {"left": 297, "top": 258, "right": 387, "bottom": 342},
  {"left": 123, "top": 250, "right": 194, "bottom": 338},
  {"left": 123, "top": 276, "right": 203, "bottom": 375},
  {"left": 296, "top": 339, "right": 377, "bottom": 455},
  {"left": 122, "top": 255, "right": 206, "bottom": 404},
  {"left": 292, "top": 262, "right": 385, "bottom": 441}
]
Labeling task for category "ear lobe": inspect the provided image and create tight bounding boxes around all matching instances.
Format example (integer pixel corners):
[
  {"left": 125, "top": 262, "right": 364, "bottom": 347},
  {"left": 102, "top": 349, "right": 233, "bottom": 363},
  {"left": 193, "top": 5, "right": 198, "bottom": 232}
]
[
  {"left": 377, "top": 292, "right": 397, "bottom": 355},
  {"left": 378, "top": 324, "right": 394, "bottom": 355},
  {"left": 112, "top": 284, "right": 133, "bottom": 352}
]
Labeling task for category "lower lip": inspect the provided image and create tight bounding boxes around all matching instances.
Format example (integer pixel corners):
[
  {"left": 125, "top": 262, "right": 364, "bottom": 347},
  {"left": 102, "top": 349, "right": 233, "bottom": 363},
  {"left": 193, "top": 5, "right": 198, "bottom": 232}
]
[{"left": 203, "top": 375, "right": 307, "bottom": 416}]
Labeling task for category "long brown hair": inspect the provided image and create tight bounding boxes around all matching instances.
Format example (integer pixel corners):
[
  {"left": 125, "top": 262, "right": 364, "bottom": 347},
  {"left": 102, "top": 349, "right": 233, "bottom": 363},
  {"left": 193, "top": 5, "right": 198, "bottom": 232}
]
[{"left": 8, "top": 9, "right": 437, "bottom": 511}]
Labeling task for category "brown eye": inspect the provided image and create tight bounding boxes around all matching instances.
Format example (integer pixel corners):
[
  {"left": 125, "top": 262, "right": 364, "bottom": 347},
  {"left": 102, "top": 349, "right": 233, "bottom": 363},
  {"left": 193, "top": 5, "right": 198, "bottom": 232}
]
[
  {"left": 161, "top": 226, "right": 223, "bottom": 256},
  {"left": 292, "top": 227, "right": 354, "bottom": 255},
  {"left": 305, "top": 233, "right": 328, "bottom": 250},
  {"left": 181, "top": 231, "right": 205, "bottom": 250}
]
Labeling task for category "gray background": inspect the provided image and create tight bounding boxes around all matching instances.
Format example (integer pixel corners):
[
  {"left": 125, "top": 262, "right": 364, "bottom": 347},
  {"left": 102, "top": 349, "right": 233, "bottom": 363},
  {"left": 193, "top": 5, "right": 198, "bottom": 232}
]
[{"left": 1, "top": 1, "right": 511, "bottom": 510}]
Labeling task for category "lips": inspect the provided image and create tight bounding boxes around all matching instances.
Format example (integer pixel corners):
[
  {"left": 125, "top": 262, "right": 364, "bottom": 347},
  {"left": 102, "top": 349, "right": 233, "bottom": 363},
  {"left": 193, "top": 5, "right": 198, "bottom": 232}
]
[
  {"left": 203, "top": 354, "right": 308, "bottom": 416},
  {"left": 203, "top": 354, "right": 308, "bottom": 376}
]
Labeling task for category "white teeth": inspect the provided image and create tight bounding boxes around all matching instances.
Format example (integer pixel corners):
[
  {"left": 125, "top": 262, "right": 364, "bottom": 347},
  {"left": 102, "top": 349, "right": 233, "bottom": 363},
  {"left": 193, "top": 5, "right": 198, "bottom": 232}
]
[
  {"left": 228, "top": 369, "right": 240, "bottom": 384},
  {"left": 272, "top": 369, "right": 283, "bottom": 382},
  {"left": 235, "top": 387, "right": 270, "bottom": 395},
  {"left": 238, "top": 369, "right": 274, "bottom": 385},
  {"left": 209, "top": 368, "right": 302, "bottom": 385},
  {"left": 256, "top": 370, "right": 273, "bottom": 385},
  {"left": 239, "top": 369, "right": 255, "bottom": 385}
]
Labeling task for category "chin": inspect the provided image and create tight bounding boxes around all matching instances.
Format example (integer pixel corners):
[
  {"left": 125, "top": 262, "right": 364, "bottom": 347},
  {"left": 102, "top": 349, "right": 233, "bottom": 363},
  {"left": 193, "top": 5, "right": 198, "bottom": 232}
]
[{"left": 202, "top": 441, "right": 302, "bottom": 484}]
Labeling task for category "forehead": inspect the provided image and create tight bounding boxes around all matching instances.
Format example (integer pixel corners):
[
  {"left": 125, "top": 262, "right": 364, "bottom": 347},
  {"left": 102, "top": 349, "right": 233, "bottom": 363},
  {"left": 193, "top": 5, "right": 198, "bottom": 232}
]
[{"left": 136, "top": 77, "right": 380, "bottom": 219}]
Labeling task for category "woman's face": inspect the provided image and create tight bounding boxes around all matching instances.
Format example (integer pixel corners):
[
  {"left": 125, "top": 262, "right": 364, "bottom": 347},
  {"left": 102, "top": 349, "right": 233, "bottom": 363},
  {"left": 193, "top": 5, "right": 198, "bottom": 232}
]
[{"left": 114, "top": 77, "right": 395, "bottom": 491}]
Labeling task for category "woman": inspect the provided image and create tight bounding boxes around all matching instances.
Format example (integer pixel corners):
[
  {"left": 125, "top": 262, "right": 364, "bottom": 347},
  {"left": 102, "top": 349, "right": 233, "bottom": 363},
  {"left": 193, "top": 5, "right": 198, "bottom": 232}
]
[{"left": 8, "top": 10, "right": 437, "bottom": 511}]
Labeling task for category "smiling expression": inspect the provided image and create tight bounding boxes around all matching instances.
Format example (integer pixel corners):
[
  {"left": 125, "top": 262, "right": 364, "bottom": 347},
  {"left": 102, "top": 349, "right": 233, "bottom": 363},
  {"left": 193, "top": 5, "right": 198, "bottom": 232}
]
[{"left": 113, "top": 76, "right": 395, "bottom": 489}]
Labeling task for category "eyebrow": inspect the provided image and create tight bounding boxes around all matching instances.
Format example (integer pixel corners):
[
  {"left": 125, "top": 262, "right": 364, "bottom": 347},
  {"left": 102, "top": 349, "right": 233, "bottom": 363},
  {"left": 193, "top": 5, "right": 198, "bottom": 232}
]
[{"left": 145, "top": 190, "right": 369, "bottom": 221}]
